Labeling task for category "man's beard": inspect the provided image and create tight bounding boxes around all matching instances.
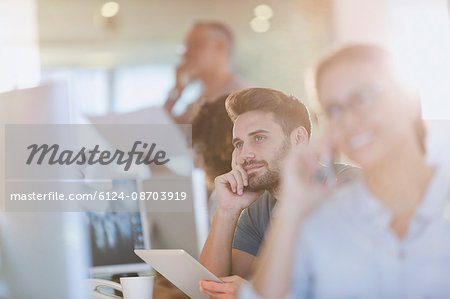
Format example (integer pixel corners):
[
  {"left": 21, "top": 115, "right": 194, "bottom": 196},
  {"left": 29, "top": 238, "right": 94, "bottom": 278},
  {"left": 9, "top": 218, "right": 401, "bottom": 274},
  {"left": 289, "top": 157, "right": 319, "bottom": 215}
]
[{"left": 244, "top": 140, "right": 290, "bottom": 193}]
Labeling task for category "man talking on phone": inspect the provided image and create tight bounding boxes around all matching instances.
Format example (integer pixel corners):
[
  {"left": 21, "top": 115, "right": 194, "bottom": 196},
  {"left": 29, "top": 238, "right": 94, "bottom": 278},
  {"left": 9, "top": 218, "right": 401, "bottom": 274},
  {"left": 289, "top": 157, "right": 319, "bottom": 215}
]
[
  {"left": 198, "top": 88, "right": 358, "bottom": 298},
  {"left": 163, "top": 22, "right": 250, "bottom": 124}
]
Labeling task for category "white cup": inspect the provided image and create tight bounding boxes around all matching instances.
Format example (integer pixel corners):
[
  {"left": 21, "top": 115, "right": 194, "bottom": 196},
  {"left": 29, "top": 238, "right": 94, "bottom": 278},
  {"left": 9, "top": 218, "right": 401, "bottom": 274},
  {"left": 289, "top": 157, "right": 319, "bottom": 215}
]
[{"left": 120, "top": 276, "right": 154, "bottom": 299}]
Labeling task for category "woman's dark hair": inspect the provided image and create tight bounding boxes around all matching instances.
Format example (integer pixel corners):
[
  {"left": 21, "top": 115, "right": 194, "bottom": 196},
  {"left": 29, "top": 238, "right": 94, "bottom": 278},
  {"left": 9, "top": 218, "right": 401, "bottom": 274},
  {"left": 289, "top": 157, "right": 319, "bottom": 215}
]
[{"left": 192, "top": 94, "right": 234, "bottom": 190}]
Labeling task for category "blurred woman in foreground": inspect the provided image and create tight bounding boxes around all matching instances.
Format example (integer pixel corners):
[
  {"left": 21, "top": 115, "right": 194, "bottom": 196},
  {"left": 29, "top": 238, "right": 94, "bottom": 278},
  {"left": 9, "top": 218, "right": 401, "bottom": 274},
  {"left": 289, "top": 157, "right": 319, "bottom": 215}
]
[{"left": 240, "top": 45, "right": 450, "bottom": 298}]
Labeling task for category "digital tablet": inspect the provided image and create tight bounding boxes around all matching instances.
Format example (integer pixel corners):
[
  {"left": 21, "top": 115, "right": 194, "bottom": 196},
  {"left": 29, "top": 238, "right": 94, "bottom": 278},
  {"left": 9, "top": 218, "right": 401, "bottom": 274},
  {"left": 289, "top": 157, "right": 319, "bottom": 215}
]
[{"left": 134, "top": 249, "right": 223, "bottom": 299}]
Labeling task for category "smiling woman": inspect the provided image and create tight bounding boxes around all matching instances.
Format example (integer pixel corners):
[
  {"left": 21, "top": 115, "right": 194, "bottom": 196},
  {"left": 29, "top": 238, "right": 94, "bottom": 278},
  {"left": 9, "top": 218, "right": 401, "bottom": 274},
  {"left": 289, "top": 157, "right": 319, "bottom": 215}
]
[
  {"left": 315, "top": 45, "right": 425, "bottom": 169},
  {"left": 245, "top": 44, "right": 450, "bottom": 299}
]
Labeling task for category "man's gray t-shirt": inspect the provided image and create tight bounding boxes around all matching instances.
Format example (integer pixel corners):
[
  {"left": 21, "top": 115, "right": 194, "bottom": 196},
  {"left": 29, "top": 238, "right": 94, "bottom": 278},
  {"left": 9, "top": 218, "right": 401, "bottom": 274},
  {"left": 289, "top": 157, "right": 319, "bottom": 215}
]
[
  {"left": 232, "top": 191, "right": 276, "bottom": 256},
  {"left": 232, "top": 164, "right": 358, "bottom": 256}
]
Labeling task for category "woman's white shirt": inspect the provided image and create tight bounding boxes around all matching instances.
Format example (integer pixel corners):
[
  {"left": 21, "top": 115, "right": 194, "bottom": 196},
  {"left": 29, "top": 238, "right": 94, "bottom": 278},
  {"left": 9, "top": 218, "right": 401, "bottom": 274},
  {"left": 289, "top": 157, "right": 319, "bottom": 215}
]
[{"left": 239, "top": 166, "right": 450, "bottom": 299}]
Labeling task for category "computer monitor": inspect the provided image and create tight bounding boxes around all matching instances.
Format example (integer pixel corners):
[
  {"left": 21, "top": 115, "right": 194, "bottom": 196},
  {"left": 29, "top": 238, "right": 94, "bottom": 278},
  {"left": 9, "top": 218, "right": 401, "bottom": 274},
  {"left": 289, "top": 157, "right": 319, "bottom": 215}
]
[
  {"left": 0, "top": 213, "right": 90, "bottom": 299},
  {"left": 0, "top": 83, "right": 70, "bottom": 212},
  {"left": 86, "top": 179, "right": 151, "bottom": 277},
  {"left": 0, "top": 83, "right": 91, "bottom": 298},
  {"left": 143, "top": 168, "right": 209, "bottom": 259}
]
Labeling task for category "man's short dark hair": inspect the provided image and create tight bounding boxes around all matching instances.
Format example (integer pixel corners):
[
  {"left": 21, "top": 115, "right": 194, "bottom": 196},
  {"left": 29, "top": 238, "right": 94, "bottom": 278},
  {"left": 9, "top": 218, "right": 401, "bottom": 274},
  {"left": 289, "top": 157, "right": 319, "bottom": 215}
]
[{"left": 225, "top": 87, "right": 312, "bottom": 138}]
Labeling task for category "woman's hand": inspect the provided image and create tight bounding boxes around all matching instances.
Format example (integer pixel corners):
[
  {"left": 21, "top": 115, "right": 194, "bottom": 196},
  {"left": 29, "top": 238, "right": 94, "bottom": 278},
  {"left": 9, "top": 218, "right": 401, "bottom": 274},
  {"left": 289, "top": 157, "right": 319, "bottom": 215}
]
[{"left": 279, "top": 139, "right": 335, "bottom": 216}]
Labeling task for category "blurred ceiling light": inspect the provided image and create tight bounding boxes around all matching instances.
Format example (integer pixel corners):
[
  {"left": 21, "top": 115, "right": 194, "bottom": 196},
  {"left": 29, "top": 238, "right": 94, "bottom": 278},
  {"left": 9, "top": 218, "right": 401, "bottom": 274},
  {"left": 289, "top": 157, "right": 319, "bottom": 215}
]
[
  {"left": 254, "top": 4, "right": 274, "bottom": 20},
  {"left": 250, "top": 17, "right": 270, "bottom": 33},
  {"left": 101, "top": 1, "right": 120, "bottom": 18}
]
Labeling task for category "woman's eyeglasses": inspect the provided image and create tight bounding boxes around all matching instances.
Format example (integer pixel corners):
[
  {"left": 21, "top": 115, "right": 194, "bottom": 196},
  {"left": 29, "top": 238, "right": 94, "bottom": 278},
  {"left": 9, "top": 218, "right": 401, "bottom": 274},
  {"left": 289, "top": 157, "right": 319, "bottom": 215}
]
[{"left": 324, "top": 84, "right": 385, "bottom": 122}]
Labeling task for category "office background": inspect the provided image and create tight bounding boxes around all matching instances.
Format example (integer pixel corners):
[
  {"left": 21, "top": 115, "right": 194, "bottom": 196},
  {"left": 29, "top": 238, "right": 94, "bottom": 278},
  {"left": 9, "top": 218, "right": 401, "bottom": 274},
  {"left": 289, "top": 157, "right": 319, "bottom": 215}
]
[{"left": 1, "top": 0, "right": 449, "bottom": 124}]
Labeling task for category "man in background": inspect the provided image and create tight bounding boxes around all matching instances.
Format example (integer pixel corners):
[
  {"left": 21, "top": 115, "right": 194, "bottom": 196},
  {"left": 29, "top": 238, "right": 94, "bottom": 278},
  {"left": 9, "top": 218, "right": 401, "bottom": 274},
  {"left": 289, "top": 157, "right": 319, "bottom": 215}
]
[{"left": 163, "top": 22, "right": 250, "bottom": 124}]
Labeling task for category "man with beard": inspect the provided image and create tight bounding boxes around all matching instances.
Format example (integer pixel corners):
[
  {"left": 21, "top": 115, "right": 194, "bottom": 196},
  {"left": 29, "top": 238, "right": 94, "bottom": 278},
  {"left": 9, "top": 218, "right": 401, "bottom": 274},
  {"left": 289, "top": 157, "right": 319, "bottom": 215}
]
[{"left": 198, "top": 88, "right": 357, "bottom": 298}]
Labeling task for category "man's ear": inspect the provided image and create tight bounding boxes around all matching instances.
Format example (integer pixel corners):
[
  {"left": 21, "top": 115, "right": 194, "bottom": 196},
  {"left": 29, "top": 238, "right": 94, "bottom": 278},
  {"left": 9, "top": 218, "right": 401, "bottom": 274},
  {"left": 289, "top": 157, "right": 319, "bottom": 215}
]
[{"left": 290, "top": 126, "right": 309, "bottom": 146}]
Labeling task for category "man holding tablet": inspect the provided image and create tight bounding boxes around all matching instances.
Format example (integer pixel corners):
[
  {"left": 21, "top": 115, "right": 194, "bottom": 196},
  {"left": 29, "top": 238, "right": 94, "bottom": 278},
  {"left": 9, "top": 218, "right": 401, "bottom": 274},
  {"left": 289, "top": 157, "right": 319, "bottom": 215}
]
[{"left": 198, "top": 88, "right": 357, "bottom": 297}]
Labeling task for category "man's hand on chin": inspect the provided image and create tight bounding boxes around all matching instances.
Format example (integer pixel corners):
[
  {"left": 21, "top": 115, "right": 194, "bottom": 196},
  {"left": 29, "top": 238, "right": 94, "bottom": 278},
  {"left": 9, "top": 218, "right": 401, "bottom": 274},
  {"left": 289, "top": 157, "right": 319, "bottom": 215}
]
[{"left": 199, "top": 275, "right": 246, "bottom": 299}]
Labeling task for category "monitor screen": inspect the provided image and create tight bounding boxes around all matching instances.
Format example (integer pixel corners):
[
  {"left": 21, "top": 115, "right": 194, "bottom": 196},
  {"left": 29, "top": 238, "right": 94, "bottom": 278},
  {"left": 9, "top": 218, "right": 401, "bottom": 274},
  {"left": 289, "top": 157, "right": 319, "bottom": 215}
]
[
  {"left": 143, "top": 168, "right": 209, "bottom": 259},
  {"left": 86, "top": 180, "right": 150, "bottom": 276}
]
